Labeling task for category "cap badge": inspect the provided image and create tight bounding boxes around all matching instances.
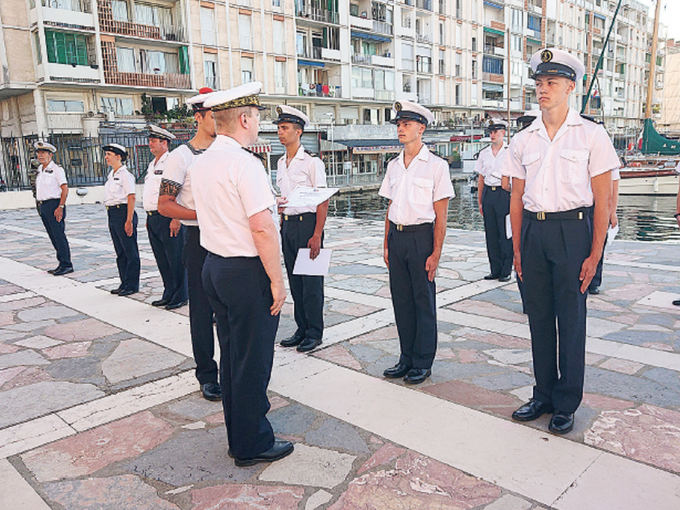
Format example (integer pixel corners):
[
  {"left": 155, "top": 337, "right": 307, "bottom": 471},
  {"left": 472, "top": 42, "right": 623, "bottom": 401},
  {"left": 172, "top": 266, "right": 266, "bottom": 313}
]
[
  {"left": 276, "top": 106, "right": 282, "bottom": 115},
  {"left": 541, "top": 50, "right": 553, "bottom": 63},
  {"left": 394, "top": 102, "right": 402, "bottom": 112}
]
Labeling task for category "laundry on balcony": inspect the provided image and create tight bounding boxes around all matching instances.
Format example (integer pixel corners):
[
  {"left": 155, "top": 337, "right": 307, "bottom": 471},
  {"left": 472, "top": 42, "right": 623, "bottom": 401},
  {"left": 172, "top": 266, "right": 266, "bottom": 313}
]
[{"left": 350, "top": 31, "right": 391, "bottom": 43}]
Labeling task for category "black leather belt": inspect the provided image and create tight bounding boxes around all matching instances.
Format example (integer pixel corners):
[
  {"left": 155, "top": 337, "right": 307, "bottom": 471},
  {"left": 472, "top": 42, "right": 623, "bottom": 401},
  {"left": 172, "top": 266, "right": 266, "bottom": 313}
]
[
  {"left": 390, "top": 221, "right": 434, "bottom": 232},
  {"left": 147, "top": 210, "right": 158, "bottom": 216},
  {"left": 106, "top": 204, "right": 126, "bottom": 210},
  {"left": 523, "top": 207, "right": 589, "bottom": 221},
  {"left": 283, "top": 212, "right": 316, "bottom": 221},
  {"left": 487, "top": 186, "right": 504, "bottom": 191},
  {"left": 36, "top": 198, "right": 59, "bottom": 205}
]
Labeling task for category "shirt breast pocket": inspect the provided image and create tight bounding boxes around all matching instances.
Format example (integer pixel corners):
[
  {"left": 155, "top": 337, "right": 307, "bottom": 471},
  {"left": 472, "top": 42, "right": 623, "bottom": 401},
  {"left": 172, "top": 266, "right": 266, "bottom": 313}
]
[
  {"left": 559, "top": 149, "right": 589, "bottom": 184},
  {"left": 522, "top": 152, "right": 542, "bottom": 179},
  {"left": 410, "top": 177, "right": 434, "bottom": 205}
]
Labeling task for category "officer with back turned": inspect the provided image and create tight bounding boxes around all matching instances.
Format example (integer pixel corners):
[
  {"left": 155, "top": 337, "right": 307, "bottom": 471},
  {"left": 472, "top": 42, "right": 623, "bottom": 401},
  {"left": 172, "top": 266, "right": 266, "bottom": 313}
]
[{"left": 506, "top": 48, "right": 619, "bottom": 434}]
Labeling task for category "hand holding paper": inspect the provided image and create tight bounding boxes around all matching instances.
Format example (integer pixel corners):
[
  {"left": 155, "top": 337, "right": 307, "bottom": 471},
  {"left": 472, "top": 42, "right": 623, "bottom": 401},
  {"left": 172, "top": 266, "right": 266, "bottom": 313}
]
[
  {"left": 293, "top": 248, "right": 332, "bottom": 276},
  {"left": 283, "top": 187, "right": 339, "bottom": 209}
]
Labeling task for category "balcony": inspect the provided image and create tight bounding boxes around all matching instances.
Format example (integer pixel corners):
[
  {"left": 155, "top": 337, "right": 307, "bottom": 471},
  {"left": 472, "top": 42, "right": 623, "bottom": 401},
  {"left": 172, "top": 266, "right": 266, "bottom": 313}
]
[
  {"left": 298, "top": 83, "right": 342, "bottom": 98},
  {"left": 98, "top": 2, "right": 187, "bottom": 43},
  {"left": 46, "top": 62, "right": 101, "bottom": 83},
  {"left": 373, "top": 20, "right": 393, "bottom": 35},
  {"left": 416, "top": 0, "right": 432, "bottom": 11},
  {"left": 47, "top": 112, "right": 86, "bottom": 133},
  {"left": 482, "top": 98, "right": 504, "bottom": 108},
  {"left": 416, "top": 33, "right": 431, "bottom": 44},
  {"left": 296, "top": 7, "right": 339, "bottom": 24},
  {"left": 36, "top": 0, "right": 95, "bottom": 28},
  {"left": 376, "top": 90, "right": 395, "bottom": 101},
  {"left": 484, "top": 44, "right": 506, "bottom": 57},
  {"left": 482, "top": 72, "right": 504, "bottom": 83},
  {"left": 349, "top": 15, "right": 373, "bottom": 30},
  {"left": 351, "top": 54, "right": 394, "bottom": 67},
  {"left": 104, "top": 70, "right": 191, "bottom": 89}
]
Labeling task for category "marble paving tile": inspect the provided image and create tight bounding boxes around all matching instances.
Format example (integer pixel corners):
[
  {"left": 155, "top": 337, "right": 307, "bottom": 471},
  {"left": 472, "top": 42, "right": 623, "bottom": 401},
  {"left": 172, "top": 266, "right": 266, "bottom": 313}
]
[
  {"left": 3, "top": 366, "right": 54, "bottom": 389},
  {"left": 0, "top": 366, "right": 27, "bottom": 387},
  {"left": 259, "top": 444, "right": 356, "bottom": 489},
  {"left": 0, "top": 458, "right": 52, "bottom": 510},
  {"left": 451, "top": 300, "right": 528, "bottom": 323},
  {"left": 483, "top": 348, "right": 533, "bottom": 365},
  {"left": 43, "top": 341, "right": 92, "bottom": 359},
  {"left": 17, "top": 305, "right": 79, "bottom": 322},
  {"left": 640, "top": 342, "right": 675, "bottom": 352},
  {"left": 581, "top": 393, "right": 634, "bottom": 411},
  {"left": 14, "top": 335, "right": 63, "bottom": 349},
  {"left": 598, "top": 358, "right": 644, "bottom": 375},
  {"left": 0, "top": 343, "right": 19, "bottom": 354},
  {"left": 5, "top": 319, "right": 55, "bottom": 331},
  {"left": 357, "top": 443, "right": 406, "bottom": 474},
  {"left": 312, "top": 345, "right": 362, "bottom": 370},
  {"left": 423, "top": 380, "right": 520, "bottom": 407},
  {"left": 587, "top": 338, "right": 680, "bottom": 372},
  {"left": 44, "top": 318, "right": 121, "bottom": 342},
  {"left": 484, "top": 494, "right": 533, "bottom": 510},
  {"left": 101, "top": 338, "right": 185, "bottom": 383},
  {"left": 42, "top": 475, "right": 179, "bottom": 510},
  {"left": 437, "top": 280, "right": 509, "bottom": 307},
  {"left": 348, "top": 325, "right": 399, "bottom": 344},
  {"left": 0, "top": 414, "right": 75, "bottom": 459},
  {"left": 305, "top": 417, "right": 369, "bottom": 453},
  {"left": 306, "top": 489, "right": 333, "bottom": 510},
  {"left": 635, "top": 291, "right": 680, "bottom": 311},
  {"left": 0, "top": 296, "right": 45, "bottom": 312},
  {"left": 190, "top": 484, "right": 304, "bottom": 510}
]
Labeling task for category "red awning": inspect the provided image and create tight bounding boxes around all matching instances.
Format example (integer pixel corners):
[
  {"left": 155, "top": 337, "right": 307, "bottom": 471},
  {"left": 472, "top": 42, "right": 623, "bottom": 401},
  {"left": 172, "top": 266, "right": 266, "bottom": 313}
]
[{"left": 246, "top": 138, "right": 272, "bottom": 153}]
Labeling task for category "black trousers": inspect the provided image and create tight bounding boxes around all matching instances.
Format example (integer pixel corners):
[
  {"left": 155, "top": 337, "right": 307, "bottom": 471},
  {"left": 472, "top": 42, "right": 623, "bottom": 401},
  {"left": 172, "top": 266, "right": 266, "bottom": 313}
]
[
  {"left": 107, "top": 205, "right": 140, "bottom": 292},
  {"left": 39, "top": 198, "right": 72, "bottom": 269},
  {"left": 147, "top": 212, "right": 188, "bottom": 305},
  {"left": 521, "top": 211, "right": 591, "bottom": 413},
  {"left": 590, "top": 232, "right": 608, "bottom": 291},
  {"left": 202, "top": 254, "right": 279, "bottom": 459},
  {"left": 387, "top": 224, "right": 437, "bottom": 369},
  {"left": 183, "top": 226, "right": 217, "bottom": 385},
  {"left": 281, "top": 213, "right": 324, "bottom": 341},
  {"left": 482, "top": 187, "right": 513, "bottom": 278}
]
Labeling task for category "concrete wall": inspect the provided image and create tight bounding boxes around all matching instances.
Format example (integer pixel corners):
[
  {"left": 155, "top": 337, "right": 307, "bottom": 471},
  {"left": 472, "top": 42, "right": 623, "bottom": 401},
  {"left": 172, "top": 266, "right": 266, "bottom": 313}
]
[{"left": 0, "top": 184, "right": 145, "bottom": 210}]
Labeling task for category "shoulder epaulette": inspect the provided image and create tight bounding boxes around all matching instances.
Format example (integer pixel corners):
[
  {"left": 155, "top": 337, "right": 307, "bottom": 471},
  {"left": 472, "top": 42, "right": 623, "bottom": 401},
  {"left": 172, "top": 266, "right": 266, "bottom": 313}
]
[
  {"left": 304, "top": 149, "right": 319, "bottom": 159},
  {"left": 385, "top": 154, "right": 398, "bottom": 166},
  {"left": 517, "top": 123, "right": 532, "bottom": 132},
  {"left": 244, "top": 147, "right": 267, "bottom": 164},
  {"left": 184, "top": 142, "right": 205, "bottom": 156},
  {"left": 580, "top": 114, "right": 603, "bottom": 125}
]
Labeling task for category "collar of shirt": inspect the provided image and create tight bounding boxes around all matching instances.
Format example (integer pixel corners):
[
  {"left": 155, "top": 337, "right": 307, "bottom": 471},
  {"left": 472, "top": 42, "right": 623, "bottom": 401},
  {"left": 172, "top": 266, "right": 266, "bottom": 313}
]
[
  {"left": 532, "top": 107, "right": 583, "bottom": 144},
  {"left": 397, "top": 144, "right": 430, "bottom": 170},
  {"left": 39, "top": 161, "right": 57, "bottom": 173},
  {"left": 149, "top": 151, "right": 169, "bottom": 171},
  {"left": 213, "top": 135, "right": 242, "bottom": 149},
  {"left": 112, "top": 165, "right": 128, "bottom": 177}
]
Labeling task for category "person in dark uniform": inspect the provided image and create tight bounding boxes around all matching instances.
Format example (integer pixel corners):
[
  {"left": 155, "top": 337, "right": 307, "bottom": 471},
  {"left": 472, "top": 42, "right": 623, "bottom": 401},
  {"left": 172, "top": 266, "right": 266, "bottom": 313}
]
[
  {"left": 507, "top": 48, "right": 619, "bottom": 434},
  {"left": 103, "top": 143, "right": 140, "bottom": 296},
  {"left": 158, "top": 88, "right": 221, "bottom": 402},
  {"left": 589, "top": 168, "right": 620, "bottom": 295},
  {"left": 34, "top": 141, "right": 73, "bottom": 276},
  {"left": 476, "top": 120, "right": 512, "bottom": 282},
  {"left": 143, "top": 124, "right": 188, "bottom": 310},
  {"left": 192, "top": 82, "right": 293, "bottom": 467},
  {"left": 275, "top": 105, "right": 328, "bottom": 353},
  {"left": 379, "top": 100, "right": 455, "bottom": 385}
]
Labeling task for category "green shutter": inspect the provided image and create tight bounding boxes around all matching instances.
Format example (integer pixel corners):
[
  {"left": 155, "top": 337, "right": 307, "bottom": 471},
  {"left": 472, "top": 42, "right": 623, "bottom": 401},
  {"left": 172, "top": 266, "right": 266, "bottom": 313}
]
[
  {"left": 55, "top": 32, "right": 67, "bottom": 64},
  {"left": 76, "top": 35, "right": 88, "bottom": 65},
  {"left": 45, "top": 31, "right": 57, "bottom": 63},
  {"left": 179, "top": 46, "right": 189, "bottom": 74}
]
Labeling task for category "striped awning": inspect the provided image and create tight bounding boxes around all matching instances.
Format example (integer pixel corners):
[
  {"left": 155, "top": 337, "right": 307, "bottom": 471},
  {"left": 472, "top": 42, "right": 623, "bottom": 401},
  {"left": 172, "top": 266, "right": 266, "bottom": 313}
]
[{"left": 247, "top": 138, "right": 271, "bottom": 154}]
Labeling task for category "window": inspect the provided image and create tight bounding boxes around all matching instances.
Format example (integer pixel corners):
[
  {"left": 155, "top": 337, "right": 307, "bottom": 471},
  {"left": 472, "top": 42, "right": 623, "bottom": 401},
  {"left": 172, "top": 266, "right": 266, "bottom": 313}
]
[
  {"left": 45, "top": 31, "right": 90, "bottom": 66},
  {"left": 511, "top": 9, "right": 522, "bottom": 31},
  {"left": 34, "top": 32, "right": 42, "bottom": 64},
  {"left": 111, "top": 0, "right": 129, "bottom": 22},
  {"left": 512, "top": 35, "right": 522, "bottom": 52},
  {"left": 401, "top": 42, "right": 414, "bottom": 69},
  {"left": 401, "top": 11, "right": 411, "bottom": 29},
  {"left": 455, "top": 83, "right": 460, "bottom": 105},
  {"left": 483, "top": 56, "right": 503, "bottom": 75},
  {"left": 47, "top": 99, "right": 84, "bottom": 112},
  {"left": 471, "top": 37, "right": 477, "bottom": 52},
  {"left": 272, "top": 0, "right": 282, "bottom": 7},
  {"left": 201, "top": 7, "right": 217, "bottom": 46},
  {"left": 528, "top": 15, "right": 541, "bottom": 32},
  {"left": 439, "top": 49, "right": 445, "bottom": 74},
  {"left": 455, "top": 25, "right": 461, "bottom": 48},
  {"left": 439, "top": 22, "right": 445, "bottom": 45},
  {"left": 455, "top": 52, "right": 461, "bottom": 76},
  {"left": 101, "top": 96, "right": 134, "bottom": 115},
  {"left": 239, "top": 14, "right": 252, "bottom": 49},
  {"left": 116, "top": 47, "right": 135, "bottom": 72},
  {"left": 471, "top": 58, "right": 477, "bottom": 79},
  {"left": 140, "top": 50, "right": 178, "bottom": 74},
  {"left": 273, "top": 20, "right": 285, "bottom": 53},
  {"left": 470, "top": 84, "right": 478, "bottom": 105},
  {"left": 438, "top": 80, "right": 445, "bottom": 103},
  {"left": 275, "top": 60, "right": 286, "bottom": 94},
  {"left": 135, "top": 3, "right": 172, "bottom": 27},
  {"left": 241, "top": 56, "right": 254, "bottom": 84},
  {"left": 204, "top": 53, "right": 218, "bottom": 89}
]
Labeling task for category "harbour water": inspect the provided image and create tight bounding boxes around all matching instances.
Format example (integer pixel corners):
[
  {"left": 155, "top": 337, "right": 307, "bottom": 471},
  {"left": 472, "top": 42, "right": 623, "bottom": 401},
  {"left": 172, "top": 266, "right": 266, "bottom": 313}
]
[{"left": 328, "top": 181, "right": 680, "bottom": 242}]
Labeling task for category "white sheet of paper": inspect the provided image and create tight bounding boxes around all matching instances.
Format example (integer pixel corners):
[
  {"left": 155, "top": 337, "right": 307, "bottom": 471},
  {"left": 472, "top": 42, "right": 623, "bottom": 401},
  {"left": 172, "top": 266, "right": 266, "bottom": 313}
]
[
  {"left": 505, "top": 214, "right": 512, "bottom": 239},
  {"left": 293, "top": 248, "right": 332, "bottom": 276},
  {"left": 607, "top": 224, "right": 619, "bottom": 247},
  {"left": 283, "top": 187, "right": 339, "bottom": 209}
]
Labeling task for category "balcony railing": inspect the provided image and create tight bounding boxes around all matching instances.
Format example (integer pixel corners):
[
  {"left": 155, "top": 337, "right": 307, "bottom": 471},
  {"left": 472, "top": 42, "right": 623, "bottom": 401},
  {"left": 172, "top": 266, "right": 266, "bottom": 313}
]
[
  {"left": 99, "top": 10, "right": 187, "bottom": 43},
  {"left": 416, "top": 33, "right": 431, "bottom": 43},
  {"left": 376, "top": 90, "right": 395, "bottom": 101},
  {"left": 104, "top": 70, "right": 191, "bottom": 89},
  {"left": 352, "top": 53, "right": 372, "bottom": 65},
  {"left": 297, "top": 83, "right": 342, "bottom": 98},
  {"left": 417, "top": 94, "right": 431, "bottom": 104},
  {"left": 42, "top": 0, "right": 91, "bottom": 13},
  {"left": 416, "top": 0, "right": 432, "bottom": 11},
  {"left": 373, "top": 20, "right": 393, "bottom": 35},
  {"left": 297, "top": 7, "right": 339, "bottom": 24}
]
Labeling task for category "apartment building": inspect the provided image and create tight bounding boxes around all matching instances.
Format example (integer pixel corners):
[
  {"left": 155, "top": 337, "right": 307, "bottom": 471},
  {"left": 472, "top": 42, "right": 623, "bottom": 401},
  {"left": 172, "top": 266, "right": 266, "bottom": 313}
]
[
  {"left": 0, "top": 0, "right": 666, "bottom": 141},
  {"left": 658, "top": 39, "right": 680, "bottom": 136}
]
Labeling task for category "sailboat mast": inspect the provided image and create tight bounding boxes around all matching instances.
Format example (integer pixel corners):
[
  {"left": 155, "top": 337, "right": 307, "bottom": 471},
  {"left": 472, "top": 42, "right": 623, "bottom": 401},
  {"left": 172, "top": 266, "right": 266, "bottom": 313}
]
[{"left": 645, "top": 0, "right": 662, "bottom": 120}]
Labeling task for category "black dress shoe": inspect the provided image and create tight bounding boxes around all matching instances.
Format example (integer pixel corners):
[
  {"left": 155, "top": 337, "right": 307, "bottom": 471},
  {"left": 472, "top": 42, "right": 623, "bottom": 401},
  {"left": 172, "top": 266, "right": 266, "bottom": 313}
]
[
  {"left": 512, "top": 399, "right": 554, "bottom": 422},
  {"left": 152, "top": 298, "right": 170, "bottom": 307},
  {"left": 48, "top": 266, "right": 60, "bottom": 274},
  {"left": 117, "top": 289, "right": 137, "bottom": 297},
  {"left": 165, "top": 300, "right": 188, "bottom": 310},
  {"left": 483, "top": 273, "right": 499, "bottom": 280},
  {"left": 279, "top": 335, "right": 304, "bottom": 347},
  {"left": 403, "top": 368, "right": 431, "bottom": 384},
  {"left": 201, "top": 382, "right": 222, "bottom": 402},
  {"left": 673, "top": 299, "right": 680, "bottom": 306},
  {"left": 588, "top": 286, "right": 600, "bottom": 295},
  {"left": 53, "top": 266, "right": 74, "bottom": 276},
  {"left": 297, "top": 337, "right": 322, "bottom": 352},
  {"left": 110, "top": 287, "right": 123, "bottom": 295},
  {"left": 549, "top": 411, "right": 575, "bottom": 434},
  {"left": 234, "top": 439, "right": 294, "bottom": 467},
  {"left": 498, "top": 274, "right": 512, "bottom": 282},
  {"left": 383, "top": 363, "right": 411, "bottom": 379}
]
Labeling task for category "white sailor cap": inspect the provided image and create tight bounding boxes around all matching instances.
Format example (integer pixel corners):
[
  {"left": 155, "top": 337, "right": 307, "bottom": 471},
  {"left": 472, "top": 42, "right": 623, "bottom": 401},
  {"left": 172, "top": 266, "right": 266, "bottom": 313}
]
[
  {"left": 102, "top": 143, "right": 128, "bottom": 158},
  {"left": 203, "top": 82, "right": 266, "bottom": 111},
  {"left": 274, "top": 105, "right": 310, "bottom": 129},
  {"left": 488, "top": 119, "right": 508, "bottom": 131},
  {"left": 391, "top": 100, "right": 434, "bottom": 126},
  {"left": 186, "top": 87, "right": 215, "bottom": 112},
  {"left": 147, "top": 124, "right": 176, "bottom": 141},
  {"left": 530, "top": 48, "right": 585, "bottom": 82},
  {"left": 34, "top": 141, "right": 57, "bottom": 153}
]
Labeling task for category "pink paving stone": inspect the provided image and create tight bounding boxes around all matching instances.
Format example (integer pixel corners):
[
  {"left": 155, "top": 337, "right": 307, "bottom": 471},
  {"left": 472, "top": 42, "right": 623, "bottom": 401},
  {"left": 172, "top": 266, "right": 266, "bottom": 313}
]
[
  {"left": 458, "top": 349, "right": 488, "bottom": 363},
  {"left": 0, "top": 296, "right": 45, "bottom": 312},
  {"left": 584, "top": 404, "right": 680, "bottom": 473},
  {"left": 269, "top": 395, "right": 290, "bottom": 411},
  {"left": 0, "top": 366, "right": 27, "bottom": 387},
  {"left": 375, "top": 286, "right": 392, "bottom": 298},
  {"left": 450, "top": 300, "right": 527, "bottom": 324},
  {"left": 205, "top": 411, "right": 224, "bottom": 424},
  {"left": 21, "top": 411, "right": 174, "bottom": 482},
  {"left": 585, "top": 353, "right": 606, "bottom": 366},
  {"left": 641, "top": 342, "right": 675, "bottom": 352},
  {"left": 0, "top": 311, "right": 14, "bottom": 327},
  {"left": 0, "top": 284, "right": 23, "bottom": 296},
  {"left": 370, "top": 436, "right": 384, "bottom": 445},
  {"left": 630, "top": 272, "right": 651, "bottom": 283},
  {"left": 435, "top": 347, "right": 457, "bottom": 360},
  {"left": 350, "top": 325, "right": 399, "bottom": 344},
  {"left": 329, "top": 301, "right": 380, "bottom": 317},
  {"left": 607, "top": 313, "right": 640, "bottom": 325},
  {"left": 42, "top": 475, "right": 179, "bottom": 510},
  {"left": 280, "top": 303, "right": 294, "bottom": 316},
  {"left": 191, "top": 484, "right": 304, "bottom": 510},
  {"left": 44, "top": 318, "right": 121, "bottom": 342},
  {"left": 0, "top": 343, "right": 19, "bottom": 354},
  {"left": 438, "top": 268, "right": 460, "bottom": 279},
  {"left": 330, "top": 452, "right": 501, "bottom": 510},
  {"left": 582, "top": 393, "right": 635, "bottom": 411},
  {"left": 605, "top": 283, "right": 657, "bottom": 301},
  {"left": 4, "top": 366, "right": 54, "bottom": 389},
  {"left": 42, "top": 341, "right": 92, "bottom": 359},
  {"left": 604, "top": 269, "right": 629, "bottom": 277},
  {"left": 423, "top": 380, "right": 519, "bottom": 408},
  {"left": 358, "top": 443, "right": 407, "bottom": 474},
  {"left": 588, "top": 298, "right": 626, "bottom": 313},
  {"left": 599, "top": 358, "right": 644, "bottom": 375},
  {"left": 462, "top": 330, "right": 531, "bottom": 349},
  {"left": 313, "top": 345, "right": 362, "bottom": 370}
]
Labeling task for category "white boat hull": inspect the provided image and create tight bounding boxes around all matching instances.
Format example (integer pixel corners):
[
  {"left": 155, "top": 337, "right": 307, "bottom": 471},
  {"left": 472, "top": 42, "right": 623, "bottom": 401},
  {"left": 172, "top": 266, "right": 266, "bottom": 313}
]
[{"left": 618, "top": 174, "right": 679, "bottom": 195}]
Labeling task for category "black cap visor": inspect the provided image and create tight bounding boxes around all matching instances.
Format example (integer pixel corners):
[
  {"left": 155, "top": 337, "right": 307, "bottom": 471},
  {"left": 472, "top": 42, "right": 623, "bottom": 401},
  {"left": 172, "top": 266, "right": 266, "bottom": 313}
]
[
  {"left": 274, "top": 114, "right": 305, "bottom": 128},
  {"left": 532, "top": 62, "right": 576, "bottom": 81},
  {"left": 391, "top": 111, "right": 428, "bottom": 126}
]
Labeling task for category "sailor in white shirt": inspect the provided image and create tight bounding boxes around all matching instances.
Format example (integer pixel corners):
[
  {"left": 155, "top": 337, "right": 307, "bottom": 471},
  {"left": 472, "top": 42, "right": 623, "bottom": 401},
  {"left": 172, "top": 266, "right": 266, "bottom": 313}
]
[
  {"left": 103, "top": 143, "right": 140, "bottom": 296},
  {"left": 378, "top": 100, "right": 455, "bottom": 385},
  {"left": 192, "top": 82, "right": 293, "bottom": 467},
  {"left": 157, "top": 88, "right": 221, "bottom": 402},
  {"left": 275, "top": 105, "right": 328, "bottom": 353},
  {"left": 476, "top": 120, "right": 512, "bottom": 282},
  {"left": 143, "top": 124, "right": 188, "bottom": 310},
  {"left": 33, "top": 141, "right": 73, "bottom": 275},
  {"left": 506, "top": 48, "right": 620, "bottom": 434}
]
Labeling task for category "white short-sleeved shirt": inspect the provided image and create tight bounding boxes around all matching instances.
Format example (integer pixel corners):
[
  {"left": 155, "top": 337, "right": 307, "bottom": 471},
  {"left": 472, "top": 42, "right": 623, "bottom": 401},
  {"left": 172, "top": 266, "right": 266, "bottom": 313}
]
[
  {"left": 378, "top": 145, "right": 455, "bottom": 225},
  {"left": 162, "top": 144, "right": 205, "bottom": 227},
  {"left": 142, "top": 151, "right": 169, "bottom": 212},
  {"left": 277, "top": 145, "right": 327, "bottom": 215},
  {"left": 505, "top": 108, "right": 620, "bottom": 213},
  {"left": 104, "top": 165, "right": 136, "bottom": 206},
  {"left": 475, "top": 144, "right": 508, "bottom": 187},
  {"left": 36, "top": 160, "right": 67, "bottom": 201},
  {"left": 192, "top": 135, "right": 276, "bottom": 258}
]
